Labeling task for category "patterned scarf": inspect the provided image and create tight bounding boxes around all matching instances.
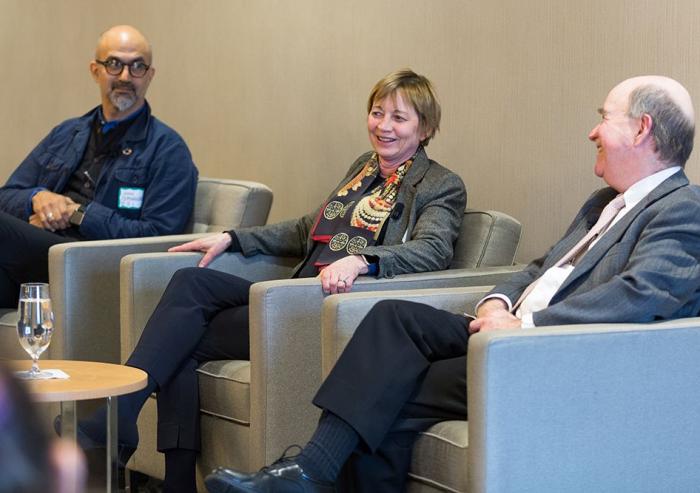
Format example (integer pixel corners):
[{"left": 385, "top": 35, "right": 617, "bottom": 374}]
[{"left": 309, "top": 152, "right": 415, "bottom": 265}]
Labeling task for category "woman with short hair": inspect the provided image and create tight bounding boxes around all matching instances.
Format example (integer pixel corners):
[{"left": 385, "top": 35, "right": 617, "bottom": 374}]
[{"left": 65, "top": 68, "right": 466, "bottom": 493}]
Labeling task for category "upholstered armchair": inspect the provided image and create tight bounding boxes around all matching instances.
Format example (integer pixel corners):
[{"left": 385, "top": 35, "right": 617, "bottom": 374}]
[
  {"left": 0, "top": 178, "right": 273, "bottom": 363},
  {"left": 120, "top": 209, "right": 523, "bottom": 489},
  {"left": 322, "top": 287, "right": 700, "bottom": 493}
]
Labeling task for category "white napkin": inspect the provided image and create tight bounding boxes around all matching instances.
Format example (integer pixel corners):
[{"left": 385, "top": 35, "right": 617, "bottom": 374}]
[{"left": 14, "top": 369, "right": 70, "bottom": 380}]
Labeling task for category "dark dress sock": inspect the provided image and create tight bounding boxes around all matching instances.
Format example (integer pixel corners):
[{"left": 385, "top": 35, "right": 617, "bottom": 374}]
[
  {"left": 163, "top": 448, "right": 197, "bottom": 493},
  {"left": 297, "top": 411, "right": 360, "bottom": 483}
]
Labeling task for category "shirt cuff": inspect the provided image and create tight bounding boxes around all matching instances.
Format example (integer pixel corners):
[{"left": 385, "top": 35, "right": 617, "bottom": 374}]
[
  {"left": 224, "top": 230, "right": 242, "bottom": 252},
  {"left": 520, "top": 312, "right": 535, "bottom": 328},
  {"left": 361, "top": 255, "right": 379, "bottom": 276},
  {"left": 475, "top": 294, "right": 513, "bottom": 314},
  {"left": 27, "top": 187, "right": 47, "bottom": 217}
]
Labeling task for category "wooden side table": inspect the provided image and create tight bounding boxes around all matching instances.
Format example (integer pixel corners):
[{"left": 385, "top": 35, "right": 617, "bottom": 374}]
[{"left": 9, "top": 360, "right": 147, "bottom": 493}]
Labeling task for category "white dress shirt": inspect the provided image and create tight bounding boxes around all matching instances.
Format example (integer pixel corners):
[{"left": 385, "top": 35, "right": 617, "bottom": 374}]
[{"left": 482, "top": 166, "right": 681, "bottom": 328}]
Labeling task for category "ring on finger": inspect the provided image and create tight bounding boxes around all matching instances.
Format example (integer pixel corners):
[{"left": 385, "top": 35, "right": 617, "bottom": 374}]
[{"left": 47, "top": 212, "right": 54, "bottom": 220}]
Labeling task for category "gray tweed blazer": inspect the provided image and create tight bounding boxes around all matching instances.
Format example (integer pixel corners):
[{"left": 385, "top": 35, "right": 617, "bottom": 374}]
[{"left": 235, "top": 148, "right": 466, "bottom": 278}]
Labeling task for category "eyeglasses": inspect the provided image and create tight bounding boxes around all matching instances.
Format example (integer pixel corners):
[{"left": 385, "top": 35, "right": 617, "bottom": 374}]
[{"left": 95, "top": 58, "right": 151, "bottom": 78}]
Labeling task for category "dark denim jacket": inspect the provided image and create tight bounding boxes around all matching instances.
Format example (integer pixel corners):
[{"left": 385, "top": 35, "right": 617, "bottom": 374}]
[{"left": 0, "top": 102, "right": 198, "bottom": 239}]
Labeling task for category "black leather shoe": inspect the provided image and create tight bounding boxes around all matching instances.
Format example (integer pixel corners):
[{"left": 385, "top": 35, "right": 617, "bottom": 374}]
[
  {"left": 204, "top": 456, "right": 335, "bottom": 493},
  {"left": 53, "top": 415, "right": 136, "bottom": 466}
]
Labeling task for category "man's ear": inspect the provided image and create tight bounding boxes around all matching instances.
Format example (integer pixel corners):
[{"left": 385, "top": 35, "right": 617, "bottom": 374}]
[
  {"left": 89, "top": 61, "right": 100, "bottom": 82},
  {"left": 634, "top": 113, "right": 653, "bottom": 145}
]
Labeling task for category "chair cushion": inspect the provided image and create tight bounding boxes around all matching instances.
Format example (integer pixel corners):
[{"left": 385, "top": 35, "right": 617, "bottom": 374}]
[
  {"left": 197, "top": 360, "right": 251, "bottom": 424},
  {"left": 0, "top": 309, "right": 16, "bottom": 328},
  {"left": 408, "top": 420, "right": 468, "bottom": 493}
]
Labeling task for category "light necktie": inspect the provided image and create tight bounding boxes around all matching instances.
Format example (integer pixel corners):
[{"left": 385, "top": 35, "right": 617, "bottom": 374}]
[
  {"left": 513, "top": 194, "right": 626, "bottom": 312},
  {"left": 554, "top": 194, "right": 626, "bottom": 267}
]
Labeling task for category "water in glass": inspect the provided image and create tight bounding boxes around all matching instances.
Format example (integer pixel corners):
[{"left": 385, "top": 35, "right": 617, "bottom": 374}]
[{"left": 16, "top": 283, "right": 54, "bottom": 377}]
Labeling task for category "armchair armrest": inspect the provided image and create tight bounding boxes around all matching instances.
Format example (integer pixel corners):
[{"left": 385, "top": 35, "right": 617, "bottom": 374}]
[
  {"left": 120, "top": 251, "right": 298, "bottom": 362},
  {"left": 48, "top": 233, "right": 210, "bottom": 363},
  {"left": 349, "top": 264, "right": 523, "bottom": 292},
  {"left": 320, "top": 286, "right": 493, "bottom": 376},
  {"left": 467, "top": 317, "right": 700, "bottom": 492},
  {"left": 246, "top": 267, "right": 521, "bottom": 468}
]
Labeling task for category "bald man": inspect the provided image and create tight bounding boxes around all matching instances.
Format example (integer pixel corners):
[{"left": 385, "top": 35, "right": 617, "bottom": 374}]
[
  {"left": 0, "top": 25, "right": 197, "bottom": 308},
  {"left": 205, "top": 76, "right": 700, "bottom": 492}
]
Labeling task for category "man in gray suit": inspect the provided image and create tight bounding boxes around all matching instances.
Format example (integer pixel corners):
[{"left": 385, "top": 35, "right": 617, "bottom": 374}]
[
  {"left": 471, "top": 74, "right": 699, "bottom": 331},
  {"left": 205, "top": 75, "right": 700, "bottom": 493}
]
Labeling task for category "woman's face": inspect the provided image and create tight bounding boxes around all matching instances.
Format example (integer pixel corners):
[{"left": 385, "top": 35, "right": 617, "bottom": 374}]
[{"left": 367, "top": 91, "right": 426, "bottom": 167}]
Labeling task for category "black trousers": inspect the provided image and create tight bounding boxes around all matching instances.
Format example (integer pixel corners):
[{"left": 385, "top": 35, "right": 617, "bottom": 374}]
[
  {"left": 127, "top": 267, "right": 253, "bottom": 451},
  {"left": 313, "top": 299, "right": 470, "bottom": 492},
  {"left": 0, "top": 211, "right": 74, "bottom": 308}
]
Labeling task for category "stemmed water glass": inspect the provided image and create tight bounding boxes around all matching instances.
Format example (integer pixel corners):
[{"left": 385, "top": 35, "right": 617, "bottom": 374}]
[{"left": 16, "top": 283, "right": 54, "bottom": 378}]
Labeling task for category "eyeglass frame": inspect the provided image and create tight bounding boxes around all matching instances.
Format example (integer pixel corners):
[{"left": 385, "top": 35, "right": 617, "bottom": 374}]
[{"left": 95, "top": 57, "right": 151, "bottom": 78}]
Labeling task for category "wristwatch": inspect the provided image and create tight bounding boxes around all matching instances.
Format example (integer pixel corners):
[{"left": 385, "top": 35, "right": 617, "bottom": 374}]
[{"left": 69, "top": 205, "right": 87, "bottom": 226}]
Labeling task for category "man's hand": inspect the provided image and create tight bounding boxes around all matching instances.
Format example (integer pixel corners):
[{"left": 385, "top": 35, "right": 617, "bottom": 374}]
[
  {"left": 318, "top": 255, "right": 369, "bottom": 294},
  {"left": 469, "top": 298, "right": 522, "bottom": 334},
  {"left": 31, "top": 191, "right": 77, "bottom": 231},
  {"left": 168, "top": 233, "right": 232, "bottom": 268},
  {"left": 475, "top": 298, "right": 509, "bottom": 318}
]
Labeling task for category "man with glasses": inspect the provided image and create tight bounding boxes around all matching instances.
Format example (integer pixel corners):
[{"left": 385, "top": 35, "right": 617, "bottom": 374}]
[{"left": 0, "top": 25, "right": 197, "bottom": 308}]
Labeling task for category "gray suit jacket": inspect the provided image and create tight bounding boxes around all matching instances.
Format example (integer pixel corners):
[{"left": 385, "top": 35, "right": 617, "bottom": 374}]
[
  {"left": 490, "top": 171, "right": 700, "bottom": 325},
  {"left": 235, "top": 148, "right": 467, "bottom": 278}
]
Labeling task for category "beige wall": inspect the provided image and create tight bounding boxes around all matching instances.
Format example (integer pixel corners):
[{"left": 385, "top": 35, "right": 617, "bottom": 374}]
[{"left": 1, "top": 0, "right": 699, "bottom": 262}]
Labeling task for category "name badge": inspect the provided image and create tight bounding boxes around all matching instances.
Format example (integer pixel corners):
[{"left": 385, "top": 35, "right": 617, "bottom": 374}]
[{"left": 118, "top": 187, "right": 144, "bottom": 209}]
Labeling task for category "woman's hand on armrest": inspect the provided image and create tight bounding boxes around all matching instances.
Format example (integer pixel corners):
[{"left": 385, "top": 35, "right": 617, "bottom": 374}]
[
  {"left": 168, "top": 232, "right": 232, "bottom": 268},
  {"left": 318, "top": 255, "right": 369, "bottom": 294}
]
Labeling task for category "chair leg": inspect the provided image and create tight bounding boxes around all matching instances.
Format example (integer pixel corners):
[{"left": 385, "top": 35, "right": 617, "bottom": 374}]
[
  {"left": 124, "top": 467, "right": 134, "bottom": 492},
  {"left": 123, "top": 469, "right": 163, "bottom": 492}
]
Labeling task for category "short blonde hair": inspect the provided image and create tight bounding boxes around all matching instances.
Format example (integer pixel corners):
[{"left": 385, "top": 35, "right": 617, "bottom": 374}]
[{"left": 367, "top": 69, "right": 441, "bottom": 146}]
